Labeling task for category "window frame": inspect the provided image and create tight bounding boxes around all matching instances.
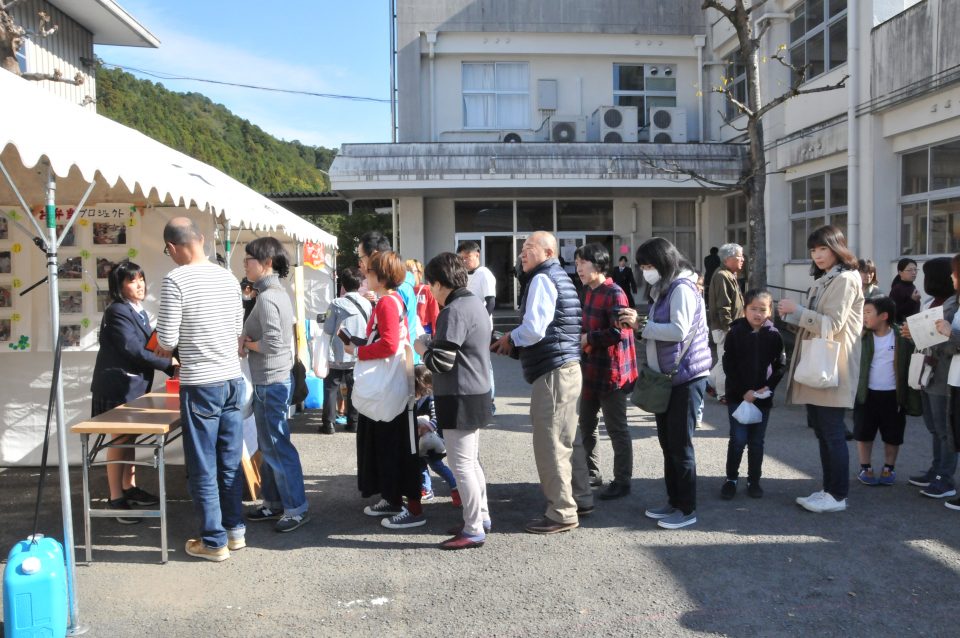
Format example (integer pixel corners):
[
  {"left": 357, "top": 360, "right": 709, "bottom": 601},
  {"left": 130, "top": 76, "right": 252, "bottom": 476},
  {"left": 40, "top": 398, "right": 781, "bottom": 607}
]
[
  {"left": 612, "top": 63, "right": 678, "bottom": 133},
  {"left": 788, "top": 169, "right": 848, "bottom": 261},
  {"left": 788, "top": 0, "right": 848, "bottom": 83},
  {"left": 898, "top": 138, "right": 960, "bottom": 257},
  {"left": 651, "top": 199, "right": 698, "bottom": 263},
  {"left": 461, "top": 62, "right": 531, "bottom": 130},
  {"left": 722, "top": 52, "right": 748, "bottom": 121}
]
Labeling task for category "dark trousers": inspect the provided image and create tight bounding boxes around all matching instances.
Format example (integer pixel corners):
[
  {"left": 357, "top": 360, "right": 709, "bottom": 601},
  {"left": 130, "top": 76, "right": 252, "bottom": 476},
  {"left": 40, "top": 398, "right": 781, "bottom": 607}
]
[
  {"left": 806, "top": 404, "right": 849, "bottom": 500},
  {"left": 655, "top": 377, "right": 706, "bottom": 515},
  {"left": 322, "top": 368, "right": 356, "bottom": 427},
  {"left": 580, "top": 387, "right": 632, "bottom": 484},
  {"left": 725, "top": 403, "right": 770, "bottom": 482}
]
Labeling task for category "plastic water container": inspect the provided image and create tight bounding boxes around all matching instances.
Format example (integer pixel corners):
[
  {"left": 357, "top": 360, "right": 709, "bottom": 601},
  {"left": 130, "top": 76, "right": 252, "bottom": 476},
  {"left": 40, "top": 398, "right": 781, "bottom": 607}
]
[
  {"left": 303, "top": 374, "right": 323, "bottom": 409},
  {"left": 3, "top": 534, "right": 68, "bottom": 638},
  {"left": 165, "top": 377, "right": 180, "bottom": 394}
]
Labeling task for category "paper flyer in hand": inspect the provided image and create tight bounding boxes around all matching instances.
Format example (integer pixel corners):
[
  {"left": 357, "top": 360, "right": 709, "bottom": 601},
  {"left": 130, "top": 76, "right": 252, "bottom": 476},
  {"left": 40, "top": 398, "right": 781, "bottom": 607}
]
[{"left": 906, "top": 306, "right": 949, "bottom": 350}]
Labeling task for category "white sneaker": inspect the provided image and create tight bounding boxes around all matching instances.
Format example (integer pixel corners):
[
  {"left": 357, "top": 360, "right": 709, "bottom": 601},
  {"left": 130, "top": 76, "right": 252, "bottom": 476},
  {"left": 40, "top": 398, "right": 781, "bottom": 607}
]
[
  {"left": 801, "top": 491, "right": 847, "bottom": 513},
  {"left": 795, "top": 490, "right": 825, "bottom": 509}
]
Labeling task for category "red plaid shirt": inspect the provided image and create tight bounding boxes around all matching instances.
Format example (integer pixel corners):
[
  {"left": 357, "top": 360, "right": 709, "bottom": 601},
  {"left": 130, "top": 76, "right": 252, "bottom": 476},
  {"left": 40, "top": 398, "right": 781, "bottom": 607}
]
[{"left": 581, "top": 278, "right": 638, "bottom": 401}]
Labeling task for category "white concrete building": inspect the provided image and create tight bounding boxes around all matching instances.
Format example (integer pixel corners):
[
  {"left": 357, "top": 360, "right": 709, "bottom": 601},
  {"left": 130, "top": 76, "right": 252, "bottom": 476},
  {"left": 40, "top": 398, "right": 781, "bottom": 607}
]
[{"left": 330, "top": 0, "right": 955, "bottom": 305}]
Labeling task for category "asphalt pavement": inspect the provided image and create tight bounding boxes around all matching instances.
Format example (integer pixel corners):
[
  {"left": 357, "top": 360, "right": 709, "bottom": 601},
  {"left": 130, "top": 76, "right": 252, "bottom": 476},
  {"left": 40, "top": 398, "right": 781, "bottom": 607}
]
[{"left": 2, "top": 354, "right": 960, "bottom": 637}]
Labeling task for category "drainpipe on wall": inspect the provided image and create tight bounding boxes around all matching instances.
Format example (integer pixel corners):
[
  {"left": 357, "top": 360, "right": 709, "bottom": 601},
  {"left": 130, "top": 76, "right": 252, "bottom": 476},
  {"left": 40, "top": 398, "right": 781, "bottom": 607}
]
[
  {"left": 693, "top": 35, "right": 706, "bottom": 142},
  {"left": 426, "top": 31, "right": 438, "bottom": 142},
  {"left": 847, "top": 0, "right": 860, "bottom": 253},
  {"left": 696, "top": 196, "right": 705, "bottom": 263},
  {"left": 389, "top": 0, "right": 397, "bottom": 143}
]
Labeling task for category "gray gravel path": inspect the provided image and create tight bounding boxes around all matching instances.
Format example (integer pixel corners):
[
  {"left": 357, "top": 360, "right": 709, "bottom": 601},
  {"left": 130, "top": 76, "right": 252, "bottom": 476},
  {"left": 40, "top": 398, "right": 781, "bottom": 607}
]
[{"left": 2, "top": 355, "right": 960, "bottom": 637}]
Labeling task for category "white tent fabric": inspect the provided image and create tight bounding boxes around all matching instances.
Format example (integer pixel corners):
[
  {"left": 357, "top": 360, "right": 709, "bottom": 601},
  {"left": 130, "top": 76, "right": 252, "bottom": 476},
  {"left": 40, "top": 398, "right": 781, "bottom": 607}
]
[{"left": 0, "top": 69, "right": 334, "bottom": 247}]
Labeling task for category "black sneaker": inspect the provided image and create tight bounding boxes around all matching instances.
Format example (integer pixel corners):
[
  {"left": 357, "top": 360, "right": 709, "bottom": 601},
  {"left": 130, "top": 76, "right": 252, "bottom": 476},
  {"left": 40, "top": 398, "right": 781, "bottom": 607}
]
[
  {"left": 123, "top": 486, "right": 159, "bottom": 507},
  {"left": 247, "top": 506, "right": 284, "bottom": 521},
  {"left": 597, "top": 481, "right": 630, "bottom": 500},
  {"left": 720, "top": 480, "right": 737, "bottom": 500},
  {"left": 344, "top": 422, "right": 357, "bottom": 433},
  {"left": 747, "top": 482, "right": 764, "bottom": 498},
  {"left": 945, "top": 497, "right": 960, "bottom": 511},
  {"left": 588, "top": 473, "right": 603, "bottom": 488},
  {"left": 908, "top": 470, "right": 936, "bottom": 488},
  {"left": 108, "top": 497, "right": 140, "bottom": 525},
  {"left": 319, "top": 423, "right": 335, "bottom": 435}
]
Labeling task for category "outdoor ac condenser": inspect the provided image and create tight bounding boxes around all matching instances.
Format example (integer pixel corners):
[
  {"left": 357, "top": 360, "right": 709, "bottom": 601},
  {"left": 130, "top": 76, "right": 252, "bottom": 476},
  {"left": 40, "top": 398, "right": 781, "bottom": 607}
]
[
  {"left": 548, "top": 115, "right": 587, "bottom": 143},
  {"left": 588, "top": 106, "right": 639, "bottom": 143},
  {"left": 648, "top": 107, "right": 687, "bottom": 143}
]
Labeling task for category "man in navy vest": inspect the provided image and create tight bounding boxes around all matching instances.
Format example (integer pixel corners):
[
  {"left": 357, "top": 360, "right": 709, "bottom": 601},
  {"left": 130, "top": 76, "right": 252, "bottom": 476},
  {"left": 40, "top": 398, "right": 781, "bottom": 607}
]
[{"left": 492, "top": 232, "right": 593, "bottom": 534}]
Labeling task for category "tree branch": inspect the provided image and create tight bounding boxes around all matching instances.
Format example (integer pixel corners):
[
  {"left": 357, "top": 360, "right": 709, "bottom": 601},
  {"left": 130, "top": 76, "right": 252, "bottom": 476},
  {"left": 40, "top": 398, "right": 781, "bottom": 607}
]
[
  {"left": 21, "top": 69, "right": 84, "bottom": 85},
  {"left": 637, "top": 152, "right": 746, "bottom": 191},
  {"left": 36, "top": 11, "right": 58, "bottom": 38},
  {"left": 701, "top": 0, "right": 736, "bottom": 23},
  {"left": 756, "top": 74, "right": 849, "bottom": 119},
  {"left": 716, "top": 108, "right": 748, "bottom": 133},
  {"left": 745, "top": 0, "right": 772, "bottom": 16},
  {"left": 0, "top": 0, "right": 30, "bottom": 12},
  {"left": 713, "top": 84, "right": 753, "bottom": 119}
]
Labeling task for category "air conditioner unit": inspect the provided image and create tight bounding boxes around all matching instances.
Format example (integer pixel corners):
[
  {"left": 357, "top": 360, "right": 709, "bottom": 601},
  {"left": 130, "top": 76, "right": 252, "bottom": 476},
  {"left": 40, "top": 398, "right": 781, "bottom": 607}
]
[
  {"left": 548, "top": 115, "right": 587, "bottom": 143},
  {"left": 499, "top": 131, "right": 527, "bottom": 143},
  {"left": 588, "top": 106, "right": 639, "bottom": 143},
  {"left": 648, "top": 107, "right": 687, "bottom": 143}
]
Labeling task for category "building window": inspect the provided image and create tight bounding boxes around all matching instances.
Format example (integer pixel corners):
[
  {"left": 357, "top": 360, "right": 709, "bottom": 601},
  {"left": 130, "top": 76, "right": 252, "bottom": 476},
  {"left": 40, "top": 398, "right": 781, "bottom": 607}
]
[
  {"left": 454, "top": 201, "right": 513, "bottom": 232},
  {"left": 557, "top": 201, "right": 613, "bottom": 232},
  {"left": 726, "top": 195, "right": 749, "bottom": 246},
  {"left": 15, "top": 40, "right": 27, "bottom": 74},
  {"left": 789, "top": 170, "right": 848, "bottom": 260},
  {"left": 789, "top": 0, "right": 847, "bottom": 81},
  {"left": 899, "top": 140, "right": 960, "bottom": 256},
  {"left": 612, "top": 63, "right": 677, "bottom": 133},
  {"left": 652, "top": 200, "right": 697, "bottom": 263},
  {"left": 462, "top": 62, "right": 529, "bottom": 130},
  {"left": 723, "top": 53, "right": 748, "bottom": 121}
]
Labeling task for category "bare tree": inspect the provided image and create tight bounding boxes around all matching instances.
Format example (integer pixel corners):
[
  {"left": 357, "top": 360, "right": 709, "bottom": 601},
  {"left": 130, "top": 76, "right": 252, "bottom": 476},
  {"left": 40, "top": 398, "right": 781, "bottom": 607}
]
[
  {"left": 645, "top": 0, "right": 848, "bottom": 288},
  {"left": 1, "top": 1, "right": 83, "bottom": 84}
]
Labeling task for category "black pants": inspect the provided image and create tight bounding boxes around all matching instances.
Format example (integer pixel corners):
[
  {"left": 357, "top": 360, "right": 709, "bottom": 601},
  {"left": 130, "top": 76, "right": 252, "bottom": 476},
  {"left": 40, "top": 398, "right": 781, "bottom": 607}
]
[
  {"left": 655, "top": 377, "right": 706, "bottom": 515},
  {"left": 322, "top": 368, "right": 356, "bottom": 427}
]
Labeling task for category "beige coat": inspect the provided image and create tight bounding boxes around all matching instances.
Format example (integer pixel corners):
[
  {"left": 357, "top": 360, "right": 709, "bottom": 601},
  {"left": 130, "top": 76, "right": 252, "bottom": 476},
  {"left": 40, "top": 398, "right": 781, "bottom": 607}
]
[{"left": 783, "top": 267, "right": 864, "bottom": 409}]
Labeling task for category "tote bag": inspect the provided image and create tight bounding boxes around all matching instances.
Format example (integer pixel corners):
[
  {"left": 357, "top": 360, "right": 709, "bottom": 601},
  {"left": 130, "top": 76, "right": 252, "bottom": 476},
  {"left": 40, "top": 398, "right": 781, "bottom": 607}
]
[
  {"left": 909, "top": 352, "right": 932, "bottom": 390},
  {"left": 352, "top": 295, "right": 414, "bottom": 422},
  {"left": 793, "top": 316, "right": 840, "bottom": 389}
]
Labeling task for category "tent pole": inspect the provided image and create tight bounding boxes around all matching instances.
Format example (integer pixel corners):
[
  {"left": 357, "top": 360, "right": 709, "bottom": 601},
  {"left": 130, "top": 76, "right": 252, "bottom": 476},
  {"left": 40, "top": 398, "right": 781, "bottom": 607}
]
[
  {"left": 0, "top": 158, "right": 47, "bottom": 238},
  {"left": 43, "top": 167, "right": 85, "bottom": 635},
  {"left": 224, "top": 220, "right": 232, "bottom": 267}
]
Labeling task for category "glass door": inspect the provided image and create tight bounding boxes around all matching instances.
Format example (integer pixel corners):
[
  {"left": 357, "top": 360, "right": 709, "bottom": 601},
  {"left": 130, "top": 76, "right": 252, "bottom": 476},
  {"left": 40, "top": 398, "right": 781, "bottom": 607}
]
[{"left": 483, "top": 235, "right": 515, "bottom": 310}]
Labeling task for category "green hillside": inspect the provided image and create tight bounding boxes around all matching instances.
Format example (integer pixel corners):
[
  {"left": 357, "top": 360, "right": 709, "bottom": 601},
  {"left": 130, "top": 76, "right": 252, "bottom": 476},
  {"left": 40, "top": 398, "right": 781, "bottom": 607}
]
[{"left": 95, "top": 66, "right": 335, "bottom": 193}]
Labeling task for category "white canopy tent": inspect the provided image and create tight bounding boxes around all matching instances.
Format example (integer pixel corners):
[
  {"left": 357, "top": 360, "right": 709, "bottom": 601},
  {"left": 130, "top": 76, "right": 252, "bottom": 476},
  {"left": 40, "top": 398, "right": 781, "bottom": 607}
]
[{"left": 0, "top": 69, "right": 335, "bottom": 632}]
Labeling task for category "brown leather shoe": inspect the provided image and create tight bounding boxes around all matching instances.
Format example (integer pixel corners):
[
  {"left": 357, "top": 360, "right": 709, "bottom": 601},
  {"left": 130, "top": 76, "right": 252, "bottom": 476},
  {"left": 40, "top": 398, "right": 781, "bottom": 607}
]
[{"left": 524, "top": 517, "right": 578, "bottom": 535}]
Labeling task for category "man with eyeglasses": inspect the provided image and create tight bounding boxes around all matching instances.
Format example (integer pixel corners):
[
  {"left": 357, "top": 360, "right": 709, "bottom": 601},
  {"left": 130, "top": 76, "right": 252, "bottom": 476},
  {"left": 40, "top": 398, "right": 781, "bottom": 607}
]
[{"left": 156, "top": 217, "right": 246, "bottom": 562}]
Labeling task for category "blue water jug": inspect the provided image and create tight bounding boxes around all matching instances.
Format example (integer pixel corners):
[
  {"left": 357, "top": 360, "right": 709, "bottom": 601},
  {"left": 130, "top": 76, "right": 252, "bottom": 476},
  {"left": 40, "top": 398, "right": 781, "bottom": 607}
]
[
  {"left": 3, "top": 534, "right": 68, "bottom": 638},
  {"left": 304, "top": 373, "right": 323, "bottom": 410}
]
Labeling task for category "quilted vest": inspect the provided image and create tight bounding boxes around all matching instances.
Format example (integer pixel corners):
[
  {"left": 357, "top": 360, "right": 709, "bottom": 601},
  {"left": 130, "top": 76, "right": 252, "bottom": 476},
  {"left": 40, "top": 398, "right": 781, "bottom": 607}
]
[
  {"left": 517, "top": 259, "right": 582, "bottom": 383},
  {"left": 651, "top": 277, "right": 711, "bottom": 386}
]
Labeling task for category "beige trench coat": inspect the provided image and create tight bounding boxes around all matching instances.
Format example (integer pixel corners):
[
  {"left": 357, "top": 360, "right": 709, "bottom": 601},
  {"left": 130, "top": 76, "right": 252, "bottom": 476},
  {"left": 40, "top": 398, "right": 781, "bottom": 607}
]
[{"left": 783, "top": 267, "right": 864, "bottom": 409}]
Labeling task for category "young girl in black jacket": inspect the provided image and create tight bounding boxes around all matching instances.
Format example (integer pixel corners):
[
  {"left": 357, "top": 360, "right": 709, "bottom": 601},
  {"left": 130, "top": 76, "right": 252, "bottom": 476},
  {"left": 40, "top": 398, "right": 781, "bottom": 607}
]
[{"left": 720, "top": 290, "right": 787, "bottom": 499}]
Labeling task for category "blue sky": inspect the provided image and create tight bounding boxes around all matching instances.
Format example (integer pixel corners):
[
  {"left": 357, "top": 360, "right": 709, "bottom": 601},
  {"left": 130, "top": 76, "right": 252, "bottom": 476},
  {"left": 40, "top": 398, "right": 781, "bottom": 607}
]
[{"left": 95, "top": 1, "right": 392, "bottom": 149}]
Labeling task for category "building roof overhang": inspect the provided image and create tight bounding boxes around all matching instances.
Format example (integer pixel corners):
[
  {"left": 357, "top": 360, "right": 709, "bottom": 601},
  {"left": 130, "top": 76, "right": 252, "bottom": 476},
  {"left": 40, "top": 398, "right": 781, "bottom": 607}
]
[{"left": 49, "top": 0, "right": 160, "bottom": 48}]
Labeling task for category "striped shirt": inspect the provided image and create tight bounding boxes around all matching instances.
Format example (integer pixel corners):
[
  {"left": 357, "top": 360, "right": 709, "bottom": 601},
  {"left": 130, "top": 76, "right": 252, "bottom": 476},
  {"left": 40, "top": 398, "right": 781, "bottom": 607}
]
[{"left": 157, "top": 262, "right": 243, "bottom": 386}]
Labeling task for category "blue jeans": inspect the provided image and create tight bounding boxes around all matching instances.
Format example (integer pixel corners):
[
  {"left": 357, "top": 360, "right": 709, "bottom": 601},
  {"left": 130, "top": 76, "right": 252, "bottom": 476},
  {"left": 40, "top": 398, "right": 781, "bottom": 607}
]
[
  {"left": 254, "top": 378, "right": 308, "bottom": 517},
  {"left": 422, "top": 459, "right": 457, "bottom": 493},
  {"left": 806, "top": 404, "right": 849, "bottom": 500},
  {"left": 726, "top": 403, "right": 770, "bottom": 482},
  {"left": 922, "top": 392, "right": 957, "bottom": 483},
  {"left": 180, "top": 378, "right": 246, "bottom": 549},
  {"left": 654, "top": 377, "right": 706, "bottom": 515}
]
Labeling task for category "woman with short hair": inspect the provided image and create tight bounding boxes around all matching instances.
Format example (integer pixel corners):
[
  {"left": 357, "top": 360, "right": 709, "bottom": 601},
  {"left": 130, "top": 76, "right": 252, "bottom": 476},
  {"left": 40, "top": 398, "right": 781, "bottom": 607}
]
[
  {"left": 346, "top": 251, "right": 425, "bottom": 529},
  {"left": 778, "top": 225, "right": 864, "bottom": 514},
  {"left": 415, "top": 252, "right": 493, "bottom": 549},
  {"left": 889, "top": 258, "right": 921, "bottom": 323}
]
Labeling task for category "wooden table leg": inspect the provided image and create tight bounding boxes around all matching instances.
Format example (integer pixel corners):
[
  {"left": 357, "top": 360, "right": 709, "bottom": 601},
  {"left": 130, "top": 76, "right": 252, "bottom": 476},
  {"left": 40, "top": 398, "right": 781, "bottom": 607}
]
[
  {"left": 81, "top": 434, "right": 92, "bottom": 564},
  {"left": 157, "top": 434, "right": 167, "bottom": 564}
]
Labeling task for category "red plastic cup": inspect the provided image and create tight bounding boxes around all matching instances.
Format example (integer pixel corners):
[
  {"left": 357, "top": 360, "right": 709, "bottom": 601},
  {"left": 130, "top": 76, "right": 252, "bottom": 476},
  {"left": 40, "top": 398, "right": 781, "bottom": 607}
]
[{"left": 165, "top": 378, "right": 180, "bottom": 394}]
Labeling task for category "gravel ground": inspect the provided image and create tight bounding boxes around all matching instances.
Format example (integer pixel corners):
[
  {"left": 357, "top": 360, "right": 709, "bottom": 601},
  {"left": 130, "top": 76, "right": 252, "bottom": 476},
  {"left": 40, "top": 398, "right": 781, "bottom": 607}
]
[{"left": 2, "top": 355, "right": 960, "bottom": 637}]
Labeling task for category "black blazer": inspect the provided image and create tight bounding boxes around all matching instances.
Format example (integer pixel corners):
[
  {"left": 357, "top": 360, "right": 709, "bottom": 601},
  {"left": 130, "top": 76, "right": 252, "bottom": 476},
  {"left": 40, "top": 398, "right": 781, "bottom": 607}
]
[{"left": 90, "top": 301, "right": 173, "bottom": 403}]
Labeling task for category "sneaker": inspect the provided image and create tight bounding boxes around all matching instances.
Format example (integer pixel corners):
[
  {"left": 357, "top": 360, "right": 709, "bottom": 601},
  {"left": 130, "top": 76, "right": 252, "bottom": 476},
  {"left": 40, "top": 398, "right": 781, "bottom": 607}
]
[
  {"left": 247, "top": 506, "right": 283, "bottom": 522},
  {"left": 795, "top": 491, "right": 827, "bottom": 509},
  {"left": 598, "top": 481, "right": 631, "bottom": 500},
  {"left": 858, "top": 468, "right": 879, "bottom": 486},
  {"left": 588, "top": 473, "right": 603, "bottom": 488},
  {"left": 747, "top": 482, "right": 764, "bottom": 499},
  {"left": 227, "top": 536, "right": 246, "bottom": 551},
  {"left": 123, "top": 486, "right": 159, "bottom": 507},
  {"left": 319, "top": 423, "right": 335, "bottom": 435},
  {"left": 421, "top": 489, "right": 435, "bottom": 502},
  {"left": 364, "top": 499, "right": 403, "bottom": 517},
  {"left": 908, "top": 470, "right": 936, "bottom": 487},
  {"left": 576, "top": 504, "right": 595, "bottom": 517},
  {"left": 335, "top": 415, "right": 348, "bottom": 426},
  {"left": 524, "top": 518, "right": 578, "bottom": 534},
  {"left": 920, "top": 477, "right": 957, "bottom": 499},
  {"left": 878, "top": 468, "right": 896, "bottom": 486},
  {"left": 451, "top": 489, "right": 462, "bottom": 508},
  {"left": 945, "top": 497, "right": 960, "bottom": 511},
  {"left": 644, "top": 505, "right": 678, "bottom": 520},
  {"left": 657, "top": 510, "right": 697, "bottom": 529},
  {"left": 799, "top": 492, "right": 847, "bottom": 513},
  {"left": 720, "top": 479, "right": 737, "bottom": 500},
  {"left": 184, "top": 539, "right": 229, "bottom": 562},
  {"left": 382, "top": 507, "right": 426, "bottom": 529},
  {"left": 439, "top": 533, "right": 485, "bottom": 550},
  {"left": 107, "top": 497, "right": 140, "bottom": 525},
  {"left": 275, "top": 513, "right": 310, "bottom": 533}
]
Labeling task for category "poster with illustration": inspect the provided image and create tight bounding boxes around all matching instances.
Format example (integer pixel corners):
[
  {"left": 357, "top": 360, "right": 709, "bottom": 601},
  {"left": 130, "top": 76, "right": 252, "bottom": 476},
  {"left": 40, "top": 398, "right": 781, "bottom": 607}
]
[
  {"left": 96, "top": 290, "right": 110, "bottom": 313},
  {"left": 0, "top": 285, "right": 11, "bottom": 308},
  {"left": 59, "top": 290, "right": 82, "bottom": 314},
  {"left": 0, "top": 319, "right": 10, "bottom": 342},
  {"left": 0, "top": 250, "right": 10, "bottom": 274},
  {"left": 59, "top": 324, "right": 81, "bottom": 347},
  {"left": 58, "top": 224, "right": 77, "bottom": 247},
  {"left": 96, "top": 257, "right": 114, "bottom": 280},
  {"left": 0, "top": 216, "right": 7, "bottom": 240},
  {"left": 61, "top": 256, "right": 83, "bottom": 279},
  {"left": 93, "top": 223, "right": 126, "bottom": 245}
]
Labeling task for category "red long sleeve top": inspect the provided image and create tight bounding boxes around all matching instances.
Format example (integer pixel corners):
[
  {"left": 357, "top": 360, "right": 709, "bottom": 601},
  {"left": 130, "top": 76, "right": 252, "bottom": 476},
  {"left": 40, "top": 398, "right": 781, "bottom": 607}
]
[
  {"left": 415, "top": 283, "right": 440, "bottom": 334},
  {"left": 357, "top": 292, "right": 406, "bottom": 360}
]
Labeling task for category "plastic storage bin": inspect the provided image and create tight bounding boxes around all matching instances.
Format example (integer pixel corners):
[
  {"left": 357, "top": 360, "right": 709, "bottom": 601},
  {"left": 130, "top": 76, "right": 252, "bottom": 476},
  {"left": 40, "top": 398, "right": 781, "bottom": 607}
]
[
  {"left": 303, "top": 374, "right": 323, "bottom": 409},
  {"left": 3, "top": 534, "right": 67, "bottom": 638}
]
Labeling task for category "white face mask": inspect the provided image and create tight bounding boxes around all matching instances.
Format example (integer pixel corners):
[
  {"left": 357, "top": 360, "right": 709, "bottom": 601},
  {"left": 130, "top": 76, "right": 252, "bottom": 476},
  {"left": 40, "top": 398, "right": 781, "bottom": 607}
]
[{"left": 642, "top": 269, "right": 661, "bottom": 286}]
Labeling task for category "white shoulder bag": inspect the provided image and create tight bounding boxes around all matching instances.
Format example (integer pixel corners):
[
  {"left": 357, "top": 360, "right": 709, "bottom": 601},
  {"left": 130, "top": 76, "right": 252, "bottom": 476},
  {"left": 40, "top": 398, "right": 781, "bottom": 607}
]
[
  {"left": 793, "top": 316, "right": 840, "bottom": 389},
  {"left": 352, "top": 294, "right": 414, "bottom": 422}
]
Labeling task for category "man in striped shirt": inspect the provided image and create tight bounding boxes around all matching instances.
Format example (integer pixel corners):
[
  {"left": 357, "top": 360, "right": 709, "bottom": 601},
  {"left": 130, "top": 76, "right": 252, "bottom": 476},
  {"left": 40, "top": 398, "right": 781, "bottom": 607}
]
[{"left": 156, "top": 217, "right": 246, "bottom": 562}]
